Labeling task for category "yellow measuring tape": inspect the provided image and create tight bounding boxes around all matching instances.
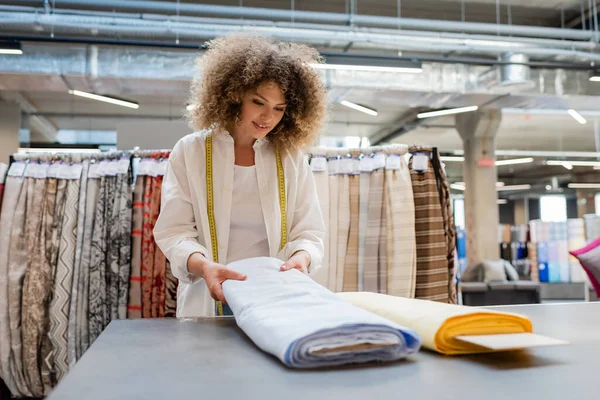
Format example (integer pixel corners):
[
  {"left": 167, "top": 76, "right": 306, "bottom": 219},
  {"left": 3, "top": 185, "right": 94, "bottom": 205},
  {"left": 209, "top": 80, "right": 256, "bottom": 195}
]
[{"left": 206, "top": 134, "right": 287, "bottom": 315}]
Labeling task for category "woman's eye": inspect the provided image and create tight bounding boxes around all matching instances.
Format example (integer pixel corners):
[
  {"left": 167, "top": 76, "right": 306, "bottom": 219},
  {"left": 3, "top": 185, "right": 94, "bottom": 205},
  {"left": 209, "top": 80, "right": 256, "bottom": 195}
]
[
  {"left": 275, "top": 108, "right": 285, "bottom": 112},
  {"left": 253, "top": 99, "right": 264, "bottom": 106}
]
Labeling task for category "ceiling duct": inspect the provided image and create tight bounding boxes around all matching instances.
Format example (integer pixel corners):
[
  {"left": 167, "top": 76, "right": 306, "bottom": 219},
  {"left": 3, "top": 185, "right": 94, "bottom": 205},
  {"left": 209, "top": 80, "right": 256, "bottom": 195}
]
[{"left": 489, "top": 53, "right": 536, "bottom": 93}]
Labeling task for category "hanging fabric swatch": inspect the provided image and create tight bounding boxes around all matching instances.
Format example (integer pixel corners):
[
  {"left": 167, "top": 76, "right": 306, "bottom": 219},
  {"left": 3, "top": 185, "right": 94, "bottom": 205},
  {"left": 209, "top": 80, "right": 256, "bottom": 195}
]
[
  {"left": 22, "top": 164, "right": 63, "bottom": 397},
  {"left": 136, "top": 153, "right": 172, "bottom": 319},
  {"left": 327, "top": 150, "right": 340, "bottom": 292},
  {"left": 75, "top": 163, "right": 100, "bottom": 359},
  {"left": 431, "top": 149, "right": 458, "bottom": 304},
  {"left": 49, "top": 158, "right": 83, "bottom": 382},
  {"left": 384, "top": 145, "right": 417, "bottom": 298},
  {"left": 164, "top": 261, "right": 177, "bottom": 318},
  {"left": 67, "top": 159, "right": 89, "bottom": 367},
  {"left": 409, "top": 150, "right": 449, "bottom": 302},
  {"left": 7, "top": 169, "right": 34, "bottom": 398},
  {"left": 363, "top": 153, "right": 384, "bottom": 293},
  {"left": 336, "top": 151, "right": 351, "bottom": 292},
  {"left": 343, "top": 150, "right": 361, "bottom": 292},
  {"left": 0, "top": 162, "right": 26, "bottom": 397},
  {"left": 357, "top": 151, "right": 371, "bottom": 292},
  {"left": 128, "top": 173, "right": 145, "bottom": 318},
  {"left": 309, "top": 149, "right": 329, "bottom": 288}
]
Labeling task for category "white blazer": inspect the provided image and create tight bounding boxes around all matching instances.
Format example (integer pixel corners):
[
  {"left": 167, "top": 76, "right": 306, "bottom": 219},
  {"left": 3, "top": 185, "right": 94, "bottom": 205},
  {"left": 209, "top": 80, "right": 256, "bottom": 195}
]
[{"left": 153, "top": 130, "right": 325, "bottom": 317}]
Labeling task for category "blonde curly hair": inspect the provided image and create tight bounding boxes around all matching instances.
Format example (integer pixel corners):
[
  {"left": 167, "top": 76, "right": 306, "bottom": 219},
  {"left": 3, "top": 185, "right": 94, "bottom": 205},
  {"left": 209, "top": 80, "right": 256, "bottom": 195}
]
[{"left": 188, "top": 34, "right": 328, "bottom": 150}]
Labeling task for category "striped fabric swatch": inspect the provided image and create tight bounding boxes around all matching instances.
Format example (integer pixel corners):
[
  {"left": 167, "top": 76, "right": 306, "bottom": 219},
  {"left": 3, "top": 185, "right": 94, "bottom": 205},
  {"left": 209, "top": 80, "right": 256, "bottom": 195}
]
[
  {"left": 385, "top": 145, "right": 416, "bottom": 298},
  {"left": 409, "top": 154, "right": 449, "bottom": 302}
]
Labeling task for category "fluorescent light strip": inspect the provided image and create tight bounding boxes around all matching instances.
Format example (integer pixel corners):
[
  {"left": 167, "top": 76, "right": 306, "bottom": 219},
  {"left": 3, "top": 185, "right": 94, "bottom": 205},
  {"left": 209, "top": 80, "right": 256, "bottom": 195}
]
[
  {"left": 547, "top": 160, "right": 600, "bottom": 167},
  {"left": 309, "top": 63, "right": 422, "bottom": 73},
  {"left": 439, "top": 157, "right": 534, "bottom": 165},
  {"left": 450, "top": 183, "right": 465, "bottom": 191},
  {"left": 340, "top": 100, "right": 378, "bottom": 116},
  {"left": 590, "top": 76, "right": 600, "bottom": 82},
  {"left": 568, "top": 109, "right": 587, "bottom": 124},
  {"left": 455, "top": 182, "right": 505, "bottom": 187},
  {"left": 186, "top": 104, "right": 196, "bottom": 111},
  {"left": 495, "top": 157, "right": 534, "bottom": 166},
  {"left": 561, "top": 162, "right": 573, "bottom": 170},
  {"left": 496, "top": 184, "right": 532, "bottom": 191},
  {"left": 0, "top": 49, "right": 23, "bottom": 55},
  {"left": 68, "top": 90, "right": 139, "bottom": 109},
  {"left": 440, "top": 156, "right": 465, "bottom": 162},
  {"left": 497, "top": 199, "right": 508, "bottom": 205},
  {"left": 17, "top": 148, "right": 101, "bottom": 154},
  {"left": 568, "top": 183, "right": 600, "bottom": 189},
  {"left": 417, "top": 105, "right": 478, "bottom": 119}
]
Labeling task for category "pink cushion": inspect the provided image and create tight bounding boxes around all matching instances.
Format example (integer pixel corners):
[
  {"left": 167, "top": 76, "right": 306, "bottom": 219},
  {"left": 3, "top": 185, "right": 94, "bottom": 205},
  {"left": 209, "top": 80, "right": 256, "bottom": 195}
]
[{"left": 570, "top": 237, "right": 600, "bottom": 296}]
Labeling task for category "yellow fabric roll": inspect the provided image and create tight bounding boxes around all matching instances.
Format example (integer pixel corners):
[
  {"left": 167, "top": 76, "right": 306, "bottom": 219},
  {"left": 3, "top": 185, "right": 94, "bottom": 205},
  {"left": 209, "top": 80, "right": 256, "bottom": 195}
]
[{"left": 337, "top": 292, "right": 533, "bottom": 355}]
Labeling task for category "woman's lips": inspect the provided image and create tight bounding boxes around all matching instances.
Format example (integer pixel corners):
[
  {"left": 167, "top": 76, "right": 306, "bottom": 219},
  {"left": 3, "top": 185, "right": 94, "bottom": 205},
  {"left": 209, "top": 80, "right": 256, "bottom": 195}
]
[{"left": 253, "top": 121, "right": 270, "bottom": 131}]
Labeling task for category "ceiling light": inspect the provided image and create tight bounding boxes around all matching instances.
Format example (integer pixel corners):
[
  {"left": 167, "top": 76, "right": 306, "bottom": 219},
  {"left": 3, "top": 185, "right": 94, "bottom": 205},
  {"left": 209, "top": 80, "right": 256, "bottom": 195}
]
[
  {"left": 455, "top": 182, "right": 505, "bottom": 187},
  {"left": 310, "top": 63, "right": 422, "bottom": 73},
  {"left": 0, "top": 41, "right": 22, "bottom": 55},
  {"left": 340, "top": 100, "right": 377, "bottom": 116},
  {"left": 17, "top": 147, "right": 101, "bottom": 154},
  {"left": 547, "top": 160, "right": 600, "bottom": 167},
  {"left": 568, "top": 183, "right": 600, "bottom": 189},
  {"left": 311, "top": 53, "right": 422, "bottom": 74},
  {"left": 590, "top": 76, "right": 600, "bottom": 82},
  {"left": 496, "top": 184, "right": 532, "bottom": 191},
  {"left": 186, "top": 104, "right": 197, "bottom": 111},
  {"left": 495, "top": 157, "right": 534, "bottom": 166},
  {"left": 68, "top": 90, "right": 139, "bottom": 109},
  {"left": 440, "top": 156, "right": 465, "bottom": 162},
  {"left": 561, "top": 162, "right": 573, "bottom": 170},
  {"left": 546, "top": 185, "right": 552, "bottom": 190},
  {"left": 417, "top": 106, "right": 479, "bottom": 119},
  {"left": 568, "top": 109, "right": 587, "bottom": 124},
  {"left": 497, "top": 199, "right": 508, "bottom": 205},
  {"left": 450, "top": 183, "right": 466, "bottom": 191}
]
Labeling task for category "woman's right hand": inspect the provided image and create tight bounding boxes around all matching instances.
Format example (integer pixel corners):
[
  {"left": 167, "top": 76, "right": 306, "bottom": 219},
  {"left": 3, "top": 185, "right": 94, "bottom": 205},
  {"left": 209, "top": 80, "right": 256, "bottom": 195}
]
[{"left": 187, "top": 253, "right": 247, "bottom": 304}]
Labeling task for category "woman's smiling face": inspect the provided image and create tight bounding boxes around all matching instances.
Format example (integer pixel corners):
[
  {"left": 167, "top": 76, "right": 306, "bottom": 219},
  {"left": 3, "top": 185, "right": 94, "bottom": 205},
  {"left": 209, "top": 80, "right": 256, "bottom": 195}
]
[{"left": 236, "top": 81, "right": 287, "bottom": 140}]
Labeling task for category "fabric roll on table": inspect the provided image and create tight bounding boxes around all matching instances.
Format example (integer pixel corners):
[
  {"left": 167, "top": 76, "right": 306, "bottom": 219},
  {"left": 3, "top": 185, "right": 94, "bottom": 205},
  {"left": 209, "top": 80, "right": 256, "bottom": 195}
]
[
  {"left": 222, "top": 257, "right": 421, "bottom": 368},
  {"left": 338, "top": 292, "right": 532, "bottom": 355}
]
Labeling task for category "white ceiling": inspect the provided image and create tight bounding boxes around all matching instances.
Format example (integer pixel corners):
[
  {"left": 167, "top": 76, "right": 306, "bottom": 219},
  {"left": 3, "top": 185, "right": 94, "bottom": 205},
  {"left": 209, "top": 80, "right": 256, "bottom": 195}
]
[{"left": 400, "top": 112, "right": 600, "bottom": 152}]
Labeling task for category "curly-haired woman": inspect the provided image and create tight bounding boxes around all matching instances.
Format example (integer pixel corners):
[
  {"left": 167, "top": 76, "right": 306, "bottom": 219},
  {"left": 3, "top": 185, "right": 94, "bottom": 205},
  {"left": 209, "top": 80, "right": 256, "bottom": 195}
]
[{"left": 154, "top": 34, "right": 328, "bottom": 317}]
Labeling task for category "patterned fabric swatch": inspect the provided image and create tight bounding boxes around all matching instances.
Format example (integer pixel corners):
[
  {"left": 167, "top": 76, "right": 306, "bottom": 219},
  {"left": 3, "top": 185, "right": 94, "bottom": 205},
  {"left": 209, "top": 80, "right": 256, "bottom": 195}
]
[
  {"left": 141, "top": 176, "right": 154, "bottom": 318},
  {"left": 49, "top": 179, "right": 80, "bottom": 382},
  {"left": 76, "top": 178, "right": 99, "bottom": 358},
  {"left": 0, "top": 176, "right": 24, "bottom": 396},
  {"left": 68, "top": 160, "right": 89, "bottom": 367},
  {"left": 128, "top": 176, "right": 145, "bottom": 318},
  {"left": 88, "top": 177, "right": 108, "bottom": 345},
  {"left": 117, "top": 171, "right": 133, "bottom": 320}
]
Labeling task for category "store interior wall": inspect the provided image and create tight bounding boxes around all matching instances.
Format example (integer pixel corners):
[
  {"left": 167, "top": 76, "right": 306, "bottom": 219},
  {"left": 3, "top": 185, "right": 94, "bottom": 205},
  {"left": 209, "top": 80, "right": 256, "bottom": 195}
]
[
  {"left": 0, "top": 102, "right": 21, "bottom": 164},
  {"left": 116, "top": 120, "right": 192, "bottom": 151}
]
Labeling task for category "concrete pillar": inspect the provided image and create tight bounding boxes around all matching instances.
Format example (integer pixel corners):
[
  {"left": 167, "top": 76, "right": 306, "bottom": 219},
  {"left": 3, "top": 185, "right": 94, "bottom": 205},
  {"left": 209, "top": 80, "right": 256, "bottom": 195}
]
[
  {"left": 514, "top": 199, "right": 527, "bottom": 225},
  {"left": 456, "top": 109, "right": 502, "bottom": 266},
  {"left": 576, "top": 189, "right": 596, "bottom": 218},
  {"left": 0, "top": 102, "right": 21, "bottom": 163}
]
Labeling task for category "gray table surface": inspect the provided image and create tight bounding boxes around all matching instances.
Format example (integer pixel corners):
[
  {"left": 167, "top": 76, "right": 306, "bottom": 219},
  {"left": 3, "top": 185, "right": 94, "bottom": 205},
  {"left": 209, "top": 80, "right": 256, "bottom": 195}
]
[{"left": 47, "top": 302, "right": 599, "bottom": 400}]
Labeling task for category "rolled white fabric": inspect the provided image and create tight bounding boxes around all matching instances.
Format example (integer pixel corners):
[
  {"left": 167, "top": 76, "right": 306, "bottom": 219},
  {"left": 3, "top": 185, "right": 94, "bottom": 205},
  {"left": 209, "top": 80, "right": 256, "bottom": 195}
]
[{"left": 222, "top": 257, "right": 421, "bottom": 368}]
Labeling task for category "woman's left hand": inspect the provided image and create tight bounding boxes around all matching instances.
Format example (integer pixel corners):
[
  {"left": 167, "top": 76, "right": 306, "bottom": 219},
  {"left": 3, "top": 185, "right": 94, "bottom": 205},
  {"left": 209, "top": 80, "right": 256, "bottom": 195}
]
[{"left": 280, "top": 250, "right": 311, "bottom": 274}]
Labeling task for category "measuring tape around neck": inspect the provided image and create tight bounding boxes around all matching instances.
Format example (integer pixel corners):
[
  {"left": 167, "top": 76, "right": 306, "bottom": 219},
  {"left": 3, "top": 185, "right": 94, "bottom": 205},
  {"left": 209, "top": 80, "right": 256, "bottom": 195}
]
[{"left": 206, "top": 134, "right": 287, "bottom": 315}]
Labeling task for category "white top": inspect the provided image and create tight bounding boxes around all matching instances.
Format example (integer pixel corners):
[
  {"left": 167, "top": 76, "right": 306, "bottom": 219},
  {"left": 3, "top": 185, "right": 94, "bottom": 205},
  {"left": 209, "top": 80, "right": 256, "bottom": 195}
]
[
  {"left": 226, "top": 166, "right": 270, "bottom": 264},
  {"left": 153, "top": 130, "right": 325, "bottom": 318}
]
